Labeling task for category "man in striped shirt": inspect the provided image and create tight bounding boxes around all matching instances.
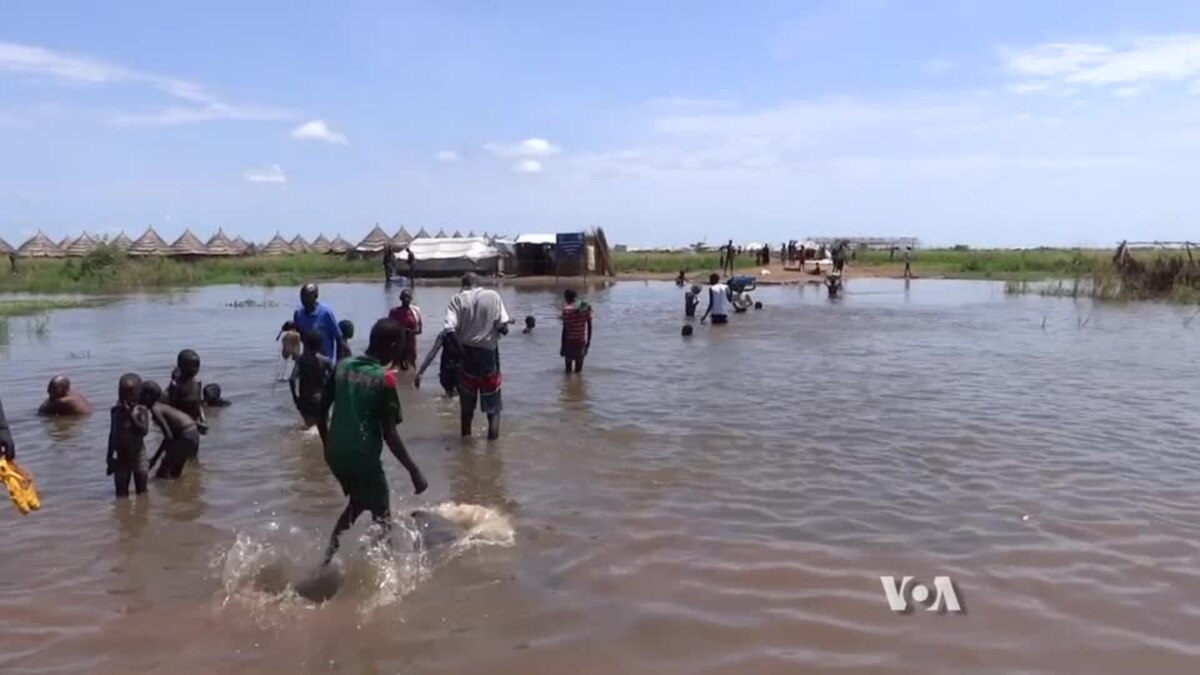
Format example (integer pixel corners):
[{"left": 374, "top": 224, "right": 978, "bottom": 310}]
[{"left": 560, "top": 289, "right": 593, "bottom": 374}]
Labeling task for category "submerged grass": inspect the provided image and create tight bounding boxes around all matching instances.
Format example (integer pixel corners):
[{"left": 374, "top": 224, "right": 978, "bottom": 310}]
[
  {"left": 0, "top": 246, "right": 378, "bottom": 294},
  {"left": 0, "top": 298, "right": 107, "bottom": 317}
]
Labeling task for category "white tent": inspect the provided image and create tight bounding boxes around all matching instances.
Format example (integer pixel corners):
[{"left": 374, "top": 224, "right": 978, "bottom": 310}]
[
  {"left": 514, "top": 233, "right": 556, "bottom": 245},
  {"left": 406, "top": 237, "right": 502, "bottom": 276}
]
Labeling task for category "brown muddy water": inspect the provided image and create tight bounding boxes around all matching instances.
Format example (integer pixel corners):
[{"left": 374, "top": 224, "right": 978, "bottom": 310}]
[{"left": 2, "top": 279, "right": 1200, "bottom": 675}]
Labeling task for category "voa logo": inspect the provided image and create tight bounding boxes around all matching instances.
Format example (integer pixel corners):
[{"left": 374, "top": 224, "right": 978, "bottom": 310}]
[{"left": 880, "top": 576, "right": 963, "bottom": 614}]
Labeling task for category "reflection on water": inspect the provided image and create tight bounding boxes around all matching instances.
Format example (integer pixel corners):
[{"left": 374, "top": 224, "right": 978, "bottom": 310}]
[{"left": 3, "top": 279, "right": 1200, "bottom": 674}]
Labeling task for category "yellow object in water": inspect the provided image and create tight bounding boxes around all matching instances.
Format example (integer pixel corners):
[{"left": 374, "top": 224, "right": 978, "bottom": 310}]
[{"left": 0, "top": 458, "right": 40, "bottom": 515}]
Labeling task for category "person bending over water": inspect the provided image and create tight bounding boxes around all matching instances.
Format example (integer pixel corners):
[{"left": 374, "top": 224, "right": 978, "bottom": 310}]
[
  {"left": 415, "top": 329, "right": 463, "bottom": 397},
  {"left": 700, "top": 274, "right": 731, "bottom": 325},
  {"left": 38, "top": 376, "right": 92, "bottom": 417},
  {"left": 444, "top": 274, "right": 510, "bottom": 440},
  {"left": 318, "top": 319, "right": 428, "bottom": 564},
  {"left": 106, "top": 373, "right": 150, "bottom": 498},
  {"left": 560, "top": 289, "right": 593, "bottom": 374},
  {"left": 291, "top": 330, "right": 334, "bottom": 428},
  {"left": 140, "top": 380, "right": 199, "bottom": 479}
]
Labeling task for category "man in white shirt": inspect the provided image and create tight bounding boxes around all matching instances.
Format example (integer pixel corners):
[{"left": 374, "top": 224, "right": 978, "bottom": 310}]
[
  {"left": 700, "top": 273, "right": 732, "bottom": 325},
  {"left": 444, "top": 273, "right": 511, "bottom": 439}
]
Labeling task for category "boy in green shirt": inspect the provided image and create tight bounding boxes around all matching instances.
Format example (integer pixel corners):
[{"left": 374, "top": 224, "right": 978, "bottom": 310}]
[{"left": 318, "top": 318, "right": 428, "bottom": 564}]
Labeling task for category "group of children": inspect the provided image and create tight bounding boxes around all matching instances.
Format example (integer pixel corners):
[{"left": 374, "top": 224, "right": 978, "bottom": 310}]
[{"left": 105, "top": 349, "right": 230, "bottom": 498}]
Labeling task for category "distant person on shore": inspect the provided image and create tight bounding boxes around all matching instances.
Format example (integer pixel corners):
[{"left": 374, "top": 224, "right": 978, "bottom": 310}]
[
  {"left": 140, "top": 380, "right": 199, "bottom": 480},
  {"left": 294, "top": 283, "right": 347, "bottom": 365},
  {"left": 318, "top": 318, "right": 428, "bottom": 564},
  {"left": 407, "top": 248, "right": 416, "bottom": 285},
  {"left": 7, "top": 252, "right": 16, "bottom": 274},
  {"left": 685, "top": 284, "right": 701, "bottom": 318},
  {"left": 560, "top": 289, "right": 593, "bottom": 374},
  {"left": 107, "top": 373, "right": 150, "bottom": 498},
  {"left": 382, "top": 244, "right": 394, "bottom": 284},
  {"left": 833, "top": 242, "right": 846, "bottom": 275},
  {"left": 722, "top": 239, "right": 736, "bottom": 275},
  {"left": 675, "top": 270, "right": 687, "bottom": 287},
  {"left": 415, "top": 328, "right": 463, "bottom": 397},
  {"left": 202, "top": 384, "right": 232, "bottom": 408},
  {"left": 762, "top": 244, "right": 770, "bottom": 266},
  {"left": 38, "top": 376, "right": 93, "bottom": 417},
  {"left": 700, "top": 273, "right": 731, "bottom": 325},
  {"left": 337, "top": 320, "right": 355, "bottom": 360},
  {"left": 168, "top": 350, "right": 208, "bottom": 455},
  {"left": 904, "top": 246, "right": 913, "bottom": 279},
  {"left": 291, "top": 330, "right": 334, "bottom": 429},
  {"left": 388, "top": 289, "right": 422, "bottom": 371},
  {"left": 0, "top": 393, "right": 15, "bottom": 460},
  {"left": 444, "top": 273, "right": 510, "bottom": 439}
]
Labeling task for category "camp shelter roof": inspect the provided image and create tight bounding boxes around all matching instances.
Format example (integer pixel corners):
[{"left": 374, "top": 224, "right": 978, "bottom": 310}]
[
  {"left": 0, "top": 237, "right": 12, "bottom": 254},
  {"left": 415, "top": 227, "right": 431, "bottom": 239},
  {"left": 17, "top": 231, "right": 66, "bottom": 258},
  {"left": 111, "top": 232, "right": 133, "bottom": 251},
  {"left": 514, "top": 233, "right": 557, "bottom": 245},
  {"left": 64, "top": 232, "right": 98, "bottom": 256},
  {"left": 407, "top": 237, "right": 501, "bottom": 262},
  {"left": 290, "top": 235, "right": 311, "bottom": 253},
  {"left": 310, "top": 234, "right": 332, "bottom": 254},
  {"left": 230, "top": 236, "right": 249, "bottom": 253},
  {"left": 451, "top": 230, "right": 464, "bottom": 238},
  {"left": 260, "top": 233, "right": 294, "bottom": 256},
  {"left": 127, "top": 227, "right": 170, "bottom": 256},
  {"left": 328, "top": 235, "right": 352, "bottom": 253},
  {"left": 390, "top": 227, "right": 413, "bottom": 247},
  {"left": 356, "top": 224, "right": 391, "bottom": 252},
  {"left": 169, "top": 229, "right": 209, "bottom": 256},
  {"left": 204, "top": 229, "right": 239, "bottom": 256},
  {"left": 467, "top": 230, "right": 477, "bottom": 237},
  {"left": 434, "top": 229, "right": 448, "bottom": 238}
]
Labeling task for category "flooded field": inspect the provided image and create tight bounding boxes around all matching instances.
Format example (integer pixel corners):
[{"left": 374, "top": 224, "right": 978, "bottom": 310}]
[{"left": 2, "top": 279, "right": 1199, "bottom": 674}]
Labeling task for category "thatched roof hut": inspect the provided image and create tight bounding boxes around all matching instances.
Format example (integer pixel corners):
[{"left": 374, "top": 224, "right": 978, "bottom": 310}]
[
  {"left": 290, "top": 235, "right": 311, "bottom": 253},
  {"left": 260, "top": 233, "right": 294, "bottom": 256},
  {"left": 205, "top": 229, "right": 239, "bottom": 256},
  {"left": 390, "top": 227, "right": 413, "bottom": 248},
  {"left": 231, "top": 236, "right": 250, "bottom": 254},
  {"left": 0, "top": 237, "right": 12, "bottom": 255},
  {"left": 355, "top": 224, "right": 391, "bottom": 252},
  {"left": 415, "top": 227, "right": 431, "bottom": 239},
  {"left": 328, "top": 235, "right": 352, "bottom": 254},
  {"left": 310, "top": 234, "right": 332, "bottom": 254},
  {"left": 467, "top": 230, "right": 477, "bottom": 237},
  {"left": 128, "top": 227, "right": 170, "bottom": 256},
  {"left": 64, "top": 232, "right": 98, "bottom": 257},
  {"left": 435, "top": 229, "right": 448, "bottom": 238},
  {"left": 18, "top": 231, "right": 65, "bottom": 258},
  {"left": 452, "top": 230, "right": 464, "bottom": 238},
  {"left": 169, "top": 229, "right": 209, "bottom": 257},
  {"left": 111, "top": 232, "right": 133, "bottom": 251}
]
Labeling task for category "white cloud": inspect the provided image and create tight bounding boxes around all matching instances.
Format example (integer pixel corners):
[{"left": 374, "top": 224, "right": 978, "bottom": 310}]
[
  {"left": 435, "top": 150, "right": 460, "bottom": 162},
  {"left": 0, "top": 40, "right": 296, "bottom": 125},
  {"left": 243, "top": 164, "right": 287, "bottom": 184},
  {"left": 290, "top": 119, "right": 348, "bottom": 145},
  {"left": 1115, "top": 86, "right": 1145, "bottom": 98},
  {"left": 1006, "top": 82, "right": 1051, "bottom": 95},
  {"left": 484, "top": 137, "right": 561, "bottom": 158},
  {"left": 1004, "top": 35, "right": 1200, "bottom": 88},
  {"left": 514, "top": 159, "right": 543, "bottom": 174},
  {"left": 923, "top": 59, "right": 954, "bottom": 74}
]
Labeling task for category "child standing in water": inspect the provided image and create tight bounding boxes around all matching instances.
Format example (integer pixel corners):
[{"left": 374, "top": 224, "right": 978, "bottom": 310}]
[
  {"left": 168, "top": 350, "right": 207, "bottom": 454},
  {"left": 106, "top": 373, "right": 150, "bottom": 498},
  {"left": 291, "top": 330, "right": 334, "bottom": 428},
  {"left": 140, "top": 380, "right": 200, "bottom": 479},
  {"left": 415, "top": 329, "right": 462, "bottom": 397},
  {"left": 684, "top": 284, "right": 700, "bottom": 318},
  {"left": 388, "top": 289, "right": 422, "bottom": 371},
  {"left": 560, "top": 289, "right": 593, "bottom": 374},
  {"left": 337, "top": 320, "right": 355, "bottom": 360}
]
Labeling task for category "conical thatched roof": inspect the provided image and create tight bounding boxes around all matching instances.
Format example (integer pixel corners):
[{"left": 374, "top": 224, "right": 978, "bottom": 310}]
[
  {"left": 64, "top": 232, "right": 98, "bottom": 257},
  {"left": 0, "top": 237, "right": 12, "bottom": 254},
  {"left": 169, "top": 229, "right": 209, "bottom": 257},
  {"left": 415, "top": 227, "right": 430, "bottom": 239},
  {"left": 56, "top": 236, "right": 71, "bottom": 250},
  {"left": 231, "top": 236, "right": 249, "bottom": 254},
  {"left": 310, "top": 234, "right": 332, "bottom": 254},
  {"left": 111, "top": 232, "right": 133, "bottom": 251},
  {"left": 128, "top": 227, "right": 170, "bottom": 256},
  {"left": 356, "top": 224, "right": 391, "bottom": 252},
  {"left": 435, "top": 229, "right": 448, "bottom": 238},
  {"left": 289, "top": 235, "right": 311, "bottom": 253},
  {"left": 328, "top": 235, "right": 352, "bottom": 254},
  {"left": 205, "top": 229, "right": 239, "bottom": 256},
  {"left": 467, "top": 230, "right": 477, "bottom": 238},
  {"left": 451, "top": 230, "right": 463, "bottom": 238},
  {"left": 260, "top": 232, "right": 293, "bottom": 256},
  {"left": 18, "top": 231, "right": 65, "bottom": 258},
  {"left": 390, "top": 227, "right": 413, "bottom": 247}
]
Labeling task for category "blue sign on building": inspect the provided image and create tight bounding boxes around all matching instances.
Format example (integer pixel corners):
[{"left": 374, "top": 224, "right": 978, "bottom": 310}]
[{"left": 556, "top": 232, "right": 585, "bottom": 257}]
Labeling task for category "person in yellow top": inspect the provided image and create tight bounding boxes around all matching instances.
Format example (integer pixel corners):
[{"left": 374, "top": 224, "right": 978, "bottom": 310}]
[
  {"left": 0, "top": 394, "right": 12, "bottom": 461},
  {"left": 0, "top": 392, "right": 39, "bottom": 514}
]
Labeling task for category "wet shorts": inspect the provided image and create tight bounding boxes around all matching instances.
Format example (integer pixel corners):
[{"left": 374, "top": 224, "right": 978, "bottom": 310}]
[
  {"left": 297, "top": 397, "right": 323, "bottom": 426},
  {"left": 459, "top": 346, "right": 502, "bottom": 415},
  {"left": 711, "top": 314, "right": 728, "bottom": 324},
  {"left": 330, "top": 461, "right": 390, "bottom": 517},
  {"left": 560, "top": 339, "right": 587, "bottom": 360}
]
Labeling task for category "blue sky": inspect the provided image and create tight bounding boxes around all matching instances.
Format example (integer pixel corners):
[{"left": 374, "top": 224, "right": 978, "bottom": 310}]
[{"left": 3, "top": 0, "right": 1200, "bottom": 247}]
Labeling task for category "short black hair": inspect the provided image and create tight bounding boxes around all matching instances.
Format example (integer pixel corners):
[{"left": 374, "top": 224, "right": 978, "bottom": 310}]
[
  {"left": 302, "top": 329, "right": 323, "bottom": 352},
  {"left": 564, "top": 289, "right": 577, "bottom": 303},
  {"left": 177, "top": 349, "right": 200, "bottom": 372},
  {"left": 461, "top": 273, "right": 478, "bottom": 289},
  {"left": 338, "top": 319, "right": 355, "bottom": 340},
  {"left": 118, "top": 372, "right": 143, "bottom": 397},
  {"left": 709, "top": 273, "right": 720, "bottom": 284},
  {"left": 281, "top": 320, "right": 296, "bottom": 332},
  {"left": 140, "top": 380, "right": 163, "bottom": 405},
  {"left": 301, "top": 283, "right": 319, "bottom": 297},
  {"left": 368, "top": 318, "right": 405, "bottom": 355},
  {"left": 754, "top": 301, "right": 763, "bottom": 309},
  {"left": 525, "top": 315, "right": 536, "bottom": 327},
  {"left": 203, "top": 383, "right": 222, "bottom": 402},
  {"left": 681, "top": 325, "right": 694, "bottom": 336}
]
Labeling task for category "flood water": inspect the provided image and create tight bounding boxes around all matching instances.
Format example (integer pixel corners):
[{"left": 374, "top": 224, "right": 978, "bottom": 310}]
[{"left": 3, "top": 279, "right": 1200, "bottom": 674}]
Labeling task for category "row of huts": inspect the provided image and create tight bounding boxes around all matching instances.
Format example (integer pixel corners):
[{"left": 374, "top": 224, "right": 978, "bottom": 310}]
[{"left": 0, "top": 225, "right": 511, "bottom": 259}]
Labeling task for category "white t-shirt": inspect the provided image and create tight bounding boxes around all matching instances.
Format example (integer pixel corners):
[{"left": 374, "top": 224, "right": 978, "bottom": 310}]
[
  {"left": 709, "top": 283, "right": 729, "bottom": 316},
  {"left": 444, "top": 288, "right": 511, "bottom": 350}
]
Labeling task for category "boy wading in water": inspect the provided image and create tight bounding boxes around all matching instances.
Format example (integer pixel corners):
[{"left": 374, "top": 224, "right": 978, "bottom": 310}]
[
  {"left": 318, "top": 319, "right": 428, "bottom": 564},
  {"left": 291, "top": 330, "right": 334, "bottom": 428},
  {"left": 560, "top": 289, "right": 593, "bottom": 374},
  {"left": 684, "top": 284, "right": 700, "bottom": 318},
  {"left": 140, "top": 381, "right": 200, "bottom": 479},
  {"left": 107, "top": 374, "right": 150, "bottom": 498},
  {"left": 168, "top": 350, "right": 208, "bottom": 457},
  {"left": 414, "top": 328, "right": 463, "bottom": 397},
  {"left": 444, "top": 274, "right": 510, "bottom": 440},
  {"left": 700, "top": 273, "right": 731, "bottom": 325}
]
